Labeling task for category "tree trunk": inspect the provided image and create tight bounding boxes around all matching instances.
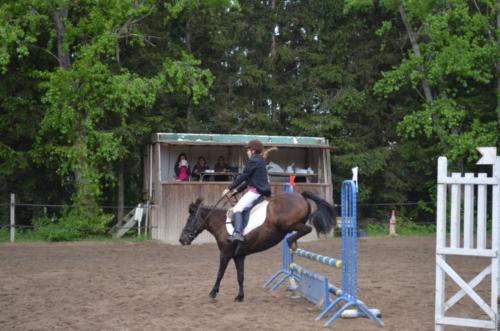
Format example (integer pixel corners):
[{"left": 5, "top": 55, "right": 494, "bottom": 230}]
[
  {"left": 52, "top": 7, "right": 70, "bottom": 69},
  {"left": 53, "top": 5, "right": 84, "bottom": 201},
  {"left": 72, "top": 122, "right": 95, "bottom": 211},
  {"left": 270, "top": 0, "right": 276, "bottom": 56},
  {"left": 117, "top": 159, "right": 125, "bottom": 222},
  {"left": 53, "top": 6, "right": 96, "bottom": 213},
  {"left": 398, "top": 4, "right": 433, "bottom": 103},
  {"left": 185, "top": 14, "right": 193, "bottom": 130},
  {"left": 186, "top": 99, "right": 193, "bottom": 131}
]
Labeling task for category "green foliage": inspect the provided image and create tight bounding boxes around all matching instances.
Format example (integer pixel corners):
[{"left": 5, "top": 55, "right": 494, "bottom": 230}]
[
  {"left": 372, "top": 0, "right": 498, "bottom": 155},
  {"left": 445, "top": 120, "right": 498, "bottom": 163},
  {"left": 33, "top": 59, "right": 168, "bottom": 209},
  {"left": 375, "top": 21, "right": 393, "bottom": 37},
  {"left": 344, "top": 0, "right": 375, "bottom": 13},
  {"left": 1, "top": 0, "right": 499, "bottom": 236},
  {"left": 366, "top": 222, "right": 436, "bottom": 236},
  {"left": 397, "top": 222, "right": 436, "bottom": 236},
  {"left": 1, "top": 0, "right": 214, "bottom": 223},
  {"left": 366, "top": 224, "right": 388, "bottom": 236},
  {"left": 0, "top": 227, "right": 8, "bottom": 241},
  {"left": 32, "top": 216, "right": 79, "bottom": 241},
  {"left": 162, "top": 53, "right": 214, "bottom": 104},
  {"left": 0, "top": 227, "right": 46, "bottom": 242},
  {"left": 32, "top": 213, "right": 112, "bottom": 242}
]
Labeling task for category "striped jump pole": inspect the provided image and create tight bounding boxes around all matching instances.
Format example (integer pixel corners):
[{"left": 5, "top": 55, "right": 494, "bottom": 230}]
[{"left": 292, "top": 248, "right": 342, "bottom": 268}]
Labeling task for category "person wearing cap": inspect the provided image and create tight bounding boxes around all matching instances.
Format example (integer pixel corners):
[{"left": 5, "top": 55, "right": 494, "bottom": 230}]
[{"left": 222, "top": 139, "right": 271, "bottom": 242}]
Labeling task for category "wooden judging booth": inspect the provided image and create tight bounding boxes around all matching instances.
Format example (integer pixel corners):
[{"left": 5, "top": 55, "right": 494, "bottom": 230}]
[{"left": 144, "top": 133, "right": 333, "bottom": 244}]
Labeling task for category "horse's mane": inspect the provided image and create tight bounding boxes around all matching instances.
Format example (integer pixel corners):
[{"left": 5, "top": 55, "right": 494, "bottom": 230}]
[
  {"left": 197, "top": 204, "right": 228, "bottom": 231},
  {"left": 192, "top": 197, "right": 230, "bottom": 215},
  {"left": 199, "top": 204, "right": 226, "bottom": 214},
  {"left": 191, "top": 198, "right": 226, "bottom": 212}
]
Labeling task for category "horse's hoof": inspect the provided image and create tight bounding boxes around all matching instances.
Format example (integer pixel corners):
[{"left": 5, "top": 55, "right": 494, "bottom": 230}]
[
  {"left": 288, "top": 241, "right": 298, "bottom": 251},
  {"left": 209, "top": 290, "right": 218, "bottom": 300},
  {"left": 234, "top": 295, "right": 244, "bottom": 302}
]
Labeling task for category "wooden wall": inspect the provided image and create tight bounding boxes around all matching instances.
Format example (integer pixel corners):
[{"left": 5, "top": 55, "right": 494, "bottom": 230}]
[{"left": 152, "top": 182, "right": 333, "bottom": 244}]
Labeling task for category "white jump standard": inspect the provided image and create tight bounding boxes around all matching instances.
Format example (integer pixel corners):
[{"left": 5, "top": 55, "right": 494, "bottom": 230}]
[{"left": 435, "top": 147, "right": 500, "bottom": 330}]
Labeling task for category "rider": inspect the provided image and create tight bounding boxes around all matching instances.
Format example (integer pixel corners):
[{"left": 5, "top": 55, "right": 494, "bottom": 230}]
[{"left": 222, "top": 139, "right": 271, "bottom": 242}]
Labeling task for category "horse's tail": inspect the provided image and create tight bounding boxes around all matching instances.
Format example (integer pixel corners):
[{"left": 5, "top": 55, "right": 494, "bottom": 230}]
[{"left": 301, "top": 191, "right": 336, "bottom": 235}]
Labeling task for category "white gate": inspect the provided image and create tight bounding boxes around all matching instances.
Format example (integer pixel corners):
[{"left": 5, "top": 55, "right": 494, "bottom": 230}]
[{"left": 435, "top": 147, "right": 500, "bottom": 330}]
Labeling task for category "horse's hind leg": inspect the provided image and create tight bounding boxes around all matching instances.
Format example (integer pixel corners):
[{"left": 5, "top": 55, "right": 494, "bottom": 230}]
[
  {"left": 286, "top": 223, "right": 312, "bottom": 250},
  {"left": 233, "top": 255, "right": 246, "bottom": 302},
  {"left": 209, "top": 252, "right": 231, "bottom": 300}
]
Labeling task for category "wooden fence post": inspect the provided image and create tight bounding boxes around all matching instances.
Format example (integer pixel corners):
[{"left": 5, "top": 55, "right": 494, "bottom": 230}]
[
  {"left": 144, "top": 201, "right": 150, "bottom": 238},
  {"left": 10, "top": 193, "right": 15, "bottom": 243},
  {"left": 389, "top": 209, "right": 397, "bottom": 236}
]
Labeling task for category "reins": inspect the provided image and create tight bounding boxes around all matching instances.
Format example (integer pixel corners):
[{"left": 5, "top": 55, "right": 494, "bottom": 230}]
[{"left": 196, "top": 192, "right": 237, "bottom": 225}]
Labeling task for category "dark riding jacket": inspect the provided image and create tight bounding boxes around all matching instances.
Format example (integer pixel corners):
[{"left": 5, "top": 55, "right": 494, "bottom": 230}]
[{"left": 229, "top": 154, "right": 271, "bottom": 197}]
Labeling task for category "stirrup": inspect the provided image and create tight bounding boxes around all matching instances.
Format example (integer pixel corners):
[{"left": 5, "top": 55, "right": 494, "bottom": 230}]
[{"left": 228, "top": 232, "right": 245, "bottom": 242}]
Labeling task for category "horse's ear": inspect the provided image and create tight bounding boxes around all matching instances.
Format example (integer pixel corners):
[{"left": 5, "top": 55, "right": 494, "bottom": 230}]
[{"left": 189, "top": 198, "right": 203, "bottom": 213}]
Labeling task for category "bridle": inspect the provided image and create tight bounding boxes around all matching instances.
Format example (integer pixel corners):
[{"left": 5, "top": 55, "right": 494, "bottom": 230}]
[{"left": 188, "top": 192, "right": 237, "bottom": 236}]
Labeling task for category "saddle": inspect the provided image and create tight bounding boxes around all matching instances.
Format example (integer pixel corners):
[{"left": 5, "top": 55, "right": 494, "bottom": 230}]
[
  {"left": 241, "top": 195, "right": 265, "bottom": 228},
  {"left": 225, "top": 196, "right": 268, "bottom": 236}
]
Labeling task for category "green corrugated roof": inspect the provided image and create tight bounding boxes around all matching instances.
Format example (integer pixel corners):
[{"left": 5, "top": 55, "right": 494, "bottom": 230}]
[{"left": 153, "top": 133, "right": 329, "bottom": 147}]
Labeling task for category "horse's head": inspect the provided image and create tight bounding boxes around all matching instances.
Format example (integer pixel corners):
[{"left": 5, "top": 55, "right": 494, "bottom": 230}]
[{"left": 179, "top": 198, "right": 207, "bottom": 245}]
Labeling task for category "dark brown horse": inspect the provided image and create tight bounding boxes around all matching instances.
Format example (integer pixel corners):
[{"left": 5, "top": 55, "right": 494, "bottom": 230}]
[{"left": 179, "top": 191, "right": 335, "bottom": 302}]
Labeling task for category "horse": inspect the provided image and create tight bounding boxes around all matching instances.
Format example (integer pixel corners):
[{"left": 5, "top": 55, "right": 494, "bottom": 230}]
[{"left": 179, "top": 191, "right": 336, "bottom": 302}]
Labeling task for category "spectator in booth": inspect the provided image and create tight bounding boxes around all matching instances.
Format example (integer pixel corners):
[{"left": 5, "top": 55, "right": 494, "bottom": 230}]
[
  {"left": 174, "top": 153, "right": 190, "bottom": 181},
  {"left": 213, "top": 156, "right": 229, "bottom": 181},
  {"left": 191, "top": 156, "right": 209, "bottom": 181}
]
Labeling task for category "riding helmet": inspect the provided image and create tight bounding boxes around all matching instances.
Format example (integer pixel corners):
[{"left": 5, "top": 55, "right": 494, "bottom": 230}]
[{"left": 247, "top": 139, "right": 264, "bottom": 154}]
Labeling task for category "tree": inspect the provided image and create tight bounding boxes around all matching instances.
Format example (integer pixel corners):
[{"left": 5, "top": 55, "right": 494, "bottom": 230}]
[
  {"left": 347, "top": 0, "right": 499, "bottom": 164},
  {"left": 0, "top": 0, "right": 213, "bottom": 221}
]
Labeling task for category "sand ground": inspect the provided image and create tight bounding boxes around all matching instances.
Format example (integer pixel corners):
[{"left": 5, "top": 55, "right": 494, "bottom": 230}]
[{"left": 0, "top": 237, "right": 492, "bottom": 330}]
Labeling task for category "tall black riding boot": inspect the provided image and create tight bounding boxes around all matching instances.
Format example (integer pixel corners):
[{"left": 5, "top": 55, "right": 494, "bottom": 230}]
[{"left": 228, "top": 212, "right": 245, "bottom": 242}]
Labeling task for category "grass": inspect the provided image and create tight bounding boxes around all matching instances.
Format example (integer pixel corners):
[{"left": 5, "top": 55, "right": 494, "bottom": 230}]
[
  {"left": 0, "top": 227, "right": 150, "bottom": 243},
  {"left": 0, "top": 227, "right": 44, "bottom": 242},
  {"left": 1, "top": 219, "right": 436, "bottom": 244},
  {"left": 366, "top": 221, "right": 436, "bottom": 237}
]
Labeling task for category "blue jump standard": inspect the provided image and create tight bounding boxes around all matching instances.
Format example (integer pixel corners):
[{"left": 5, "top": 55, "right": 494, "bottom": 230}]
[{"left": 263, "top": 180, "right": 384, "bottom": 327}]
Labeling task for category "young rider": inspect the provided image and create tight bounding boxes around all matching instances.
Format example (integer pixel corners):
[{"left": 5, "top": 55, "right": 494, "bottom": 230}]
[{"left": 222, "top": 139, "right": 271, "bottom": 242}]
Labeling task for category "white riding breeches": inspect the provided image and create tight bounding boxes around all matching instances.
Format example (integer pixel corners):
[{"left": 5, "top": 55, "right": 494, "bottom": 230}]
[{"left": 233, "top": 191, "right": 261, "bottom": 213}]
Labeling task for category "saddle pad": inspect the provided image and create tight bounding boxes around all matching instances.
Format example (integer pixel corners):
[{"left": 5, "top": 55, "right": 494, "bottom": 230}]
[{"left": 226, "top": 200, "right": 269, "bottom": 236}]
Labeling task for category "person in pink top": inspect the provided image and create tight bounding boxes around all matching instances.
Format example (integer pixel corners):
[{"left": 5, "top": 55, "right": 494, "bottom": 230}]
[{"left": 174, "top": 153, "right": 190, "bottom": 181}]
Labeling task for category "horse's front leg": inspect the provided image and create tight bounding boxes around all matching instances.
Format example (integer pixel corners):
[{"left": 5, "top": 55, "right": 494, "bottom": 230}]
[
  {"left": 233, "top": 255, "right": 246, "bottom": 302},
  {"left": 209, "top": 251, "right": 231, "bottom": 300}
]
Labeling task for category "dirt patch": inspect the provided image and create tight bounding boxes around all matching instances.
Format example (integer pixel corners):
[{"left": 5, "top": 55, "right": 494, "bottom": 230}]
[{"left": 0, "top": 237, "right": 489, "bottom": 330}]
